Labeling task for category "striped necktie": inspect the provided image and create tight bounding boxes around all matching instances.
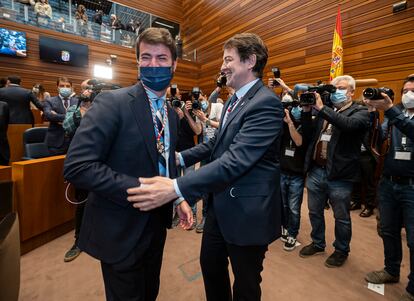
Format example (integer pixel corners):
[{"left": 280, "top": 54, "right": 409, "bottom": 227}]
[{"left": 156, "top": 98, "right": 167, "bottom": 176}]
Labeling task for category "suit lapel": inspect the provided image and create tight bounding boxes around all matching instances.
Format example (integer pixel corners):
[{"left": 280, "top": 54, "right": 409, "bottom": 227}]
[
  {"left": 128, "top": 83, "right": 158, "bottom": 170},
  {"left": 214, "top": 80, "right": 264, "bottom": 148}
]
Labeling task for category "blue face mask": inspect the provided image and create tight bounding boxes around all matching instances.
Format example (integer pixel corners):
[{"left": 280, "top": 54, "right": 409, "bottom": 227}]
[
  {"left": 331, "top": 89, "right": 348, "bottom": 104},
  {"left": 201, "top": 101, "right": 208, "bottom": 112},
  {"left": 59, "top": 87, "right": 72, "bottom": 98},
  {"left": 291, "top": 106, "right": 302, "bottom": 120},
  {"left": 139, "top": 66, "right": 173, "bottom": 91}
]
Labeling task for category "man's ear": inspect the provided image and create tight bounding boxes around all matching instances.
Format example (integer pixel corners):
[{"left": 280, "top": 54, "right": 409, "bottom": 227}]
[
  {"left": 248, "top": 54, "right": 257, "bottom": 71},
  {"left": 172, "top": 60, "right": 178, "bottom": 73}
]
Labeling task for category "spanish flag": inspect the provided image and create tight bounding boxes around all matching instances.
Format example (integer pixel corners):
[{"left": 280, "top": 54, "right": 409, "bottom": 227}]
[{"left": 329, "top": 7, "right": 343, "bottom": 81}]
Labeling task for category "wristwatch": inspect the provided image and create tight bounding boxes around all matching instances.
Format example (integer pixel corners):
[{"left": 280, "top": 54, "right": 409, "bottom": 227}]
[{"left": 205, "top": 119, "right": 211, "bottom": 127}]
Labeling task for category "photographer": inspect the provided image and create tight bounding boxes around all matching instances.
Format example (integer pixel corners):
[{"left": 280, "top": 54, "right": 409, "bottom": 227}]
[
  {"left": 61, "top": 79, "right": 94, "bottom": 262},
  {"left": 278, "top": 95, "right": 307, "bottom": 251},
  {"left": 208, "top": 73, "right": 227, "bottom": 104},
  {"left": 299, "top": 75, "right": 369, "bottom": 268},
  {"left": 365, "top": 76, "right": 414, "bottom": 301},
  {"left": 168, "top": 86, "right": 202, "bottom": 230}
]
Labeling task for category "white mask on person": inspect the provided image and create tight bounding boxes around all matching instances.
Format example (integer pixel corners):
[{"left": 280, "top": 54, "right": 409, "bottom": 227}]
[
  {"left": 402, "top": 91, "right": 414, "bottom": 109},
  {"left": 282, "top": 94, "right": 293, "bottom": 102}
]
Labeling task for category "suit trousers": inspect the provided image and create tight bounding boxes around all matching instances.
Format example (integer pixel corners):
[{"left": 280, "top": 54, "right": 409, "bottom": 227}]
[
  {"left": 200, "top": 201, "right": 268, "bottom": 301},
  {"left": 100, "top": 210, "right": 167, "bottom": 301}
]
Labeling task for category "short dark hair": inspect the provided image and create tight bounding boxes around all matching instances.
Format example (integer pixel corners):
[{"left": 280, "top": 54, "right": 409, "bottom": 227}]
[
  {"left": 56, "top": 77, "right": 72, "bottom": 86},
  {"left": 8, "top": 75, "right": 21, "bottom": 85},
  {"left": 401, "top": 75, "right": 414, "bottom": 94},
  {"left": 136, "top": 27, "right": 177, "bottom": 61},
  {"left": 223, "top": 33, "right": 268, "bottom": 78}
]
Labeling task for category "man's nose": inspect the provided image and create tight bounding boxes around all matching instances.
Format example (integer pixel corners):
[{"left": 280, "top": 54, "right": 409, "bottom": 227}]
[{"left": 148, "top": 57, "right": 160, "bottom": 67}]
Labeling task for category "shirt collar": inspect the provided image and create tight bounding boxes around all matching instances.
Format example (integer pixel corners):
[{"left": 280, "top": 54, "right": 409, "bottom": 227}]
[
  {"left": 8, "top": 84, "right": 19, "bottom": 87},
  {"left": 235, "top": 78, "right": 260, "bottom": 100},
  {"left": 143, "top": 85, "right": 166, "bottom": 103},
  {"left": 404, "top": 108, "right": 414, "bottom": 119}
]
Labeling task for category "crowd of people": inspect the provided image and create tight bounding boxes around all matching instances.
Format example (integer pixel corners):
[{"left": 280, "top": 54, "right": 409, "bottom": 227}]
[{"left": 1, "top": 26, "right": 413, "bottom": 301}]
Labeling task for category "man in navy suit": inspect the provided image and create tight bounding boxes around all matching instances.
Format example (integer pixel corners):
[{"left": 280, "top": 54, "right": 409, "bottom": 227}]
[
  {"left": 43, "top": 77, "right": 78, "bottom": 155},
  {"left": 63, "top": 28, "right": 192, "bottom": 301},
  {"left": 128, "top": 33, "right": 284, "bottom": 301},
  {"left": 0, "top": 75, "right": 43, "bottom": 124}
]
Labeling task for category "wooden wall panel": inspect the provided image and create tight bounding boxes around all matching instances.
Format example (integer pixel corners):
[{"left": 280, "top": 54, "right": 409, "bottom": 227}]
[
  {"left": 0, "top": 19, "right": 199, "bottom": 96},
  {"left": 182, "top": 0, "right": 414, "bottom": 102},
  {"left": 116, "top": 0, "right": 183, "bottom": 23}
]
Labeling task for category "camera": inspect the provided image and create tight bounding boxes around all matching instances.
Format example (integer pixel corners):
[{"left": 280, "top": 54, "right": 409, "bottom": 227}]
[
  {"left": 299, "top": 84, "right": 336, "bottom": 106},
  {"left": 78, "top": 79, "right": 121, "bottom": 104},
  {"left": 363, "top": 87, "right": 394, "bottom": 101},
  {"left": 191, "top": 87, "right": 201, "bottom": 110},
  {"left": 217, "top": 72, "right": 227, "bottom": 87},
  {"left": 272, "top": 67, "right": 281, "bottom": 86},
  {"left": 282, "top": 99, "right": 300, "bottom": 110},
  {"left": 169, "top": 84, "right": 183, "bottom": 108}
]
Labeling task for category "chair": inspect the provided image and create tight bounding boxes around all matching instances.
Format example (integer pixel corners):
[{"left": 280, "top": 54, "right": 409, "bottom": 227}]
[
  {"left": 0, "top": 212, "right": 20, "bottom": 301},
  {"left": 0, "top": 180, "right": 13, "bottom": 220},
  {"left": 22, "top": 127, "right": 49, "bottom": 159}
]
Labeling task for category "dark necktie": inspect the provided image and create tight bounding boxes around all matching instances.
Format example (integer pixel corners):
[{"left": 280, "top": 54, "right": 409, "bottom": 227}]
[
  {"left": 156, "top": 98, "right": 166, "bottom": 176},
  {"left": 64, "top": 98, "right": 69, "bottom": 109}
]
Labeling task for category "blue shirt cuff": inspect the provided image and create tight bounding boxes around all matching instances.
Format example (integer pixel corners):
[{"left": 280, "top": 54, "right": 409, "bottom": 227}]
[
  {"left": 178, "top": 153, "right": 186, "bottom": 167},
  {"left": 173, "top": 179, "right": 184, "bottom": 199}
]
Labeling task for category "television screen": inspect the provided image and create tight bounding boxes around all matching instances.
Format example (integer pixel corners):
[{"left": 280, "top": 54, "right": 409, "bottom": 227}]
[
  {"left": 0, "top": 28, "right": 27, "bottom": 57},
  {"left": 39, "top": 36, "right": 88, "bottom": 67}
]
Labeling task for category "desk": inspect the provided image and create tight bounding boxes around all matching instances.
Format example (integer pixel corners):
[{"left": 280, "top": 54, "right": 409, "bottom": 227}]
[
  {"left": 0, "top": 165, "right": 11, "bottom": 181},
  {"left": 12, "top": 156, "right": 75, "bottom": 254},
  {"left": 7, "top": 124, "right": 32, "bottom": 163}
]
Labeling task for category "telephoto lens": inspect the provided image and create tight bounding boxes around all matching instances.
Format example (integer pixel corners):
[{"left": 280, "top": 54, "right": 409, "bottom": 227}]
[
  {"left": 363, "top": 87, "right": 394, "bottom": 101},
  {"left": 192, "top": 87, "right": 201, "bottom": 110}
]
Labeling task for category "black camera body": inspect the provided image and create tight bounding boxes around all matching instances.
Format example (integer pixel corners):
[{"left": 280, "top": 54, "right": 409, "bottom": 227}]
[
  {"left": 169, "top": 84, "right": 183, "bottom": 108},
  {"left": 363, "top": 87, "right": 394, "bottom": 101},
  {"left": 272, "top": 67, "right": 281, "bottom": 86},
  {"left": 192, "top": 87, "right": 201, "bottom": 110},
  {"left": 299, "top": 84, "right": 336, "bottom": 106},
  {"left": 217, "top": 73, "right": 227, "bottom": 88},
  {"left": 282, "top": 99, "right": 300, "bottom": 110}
]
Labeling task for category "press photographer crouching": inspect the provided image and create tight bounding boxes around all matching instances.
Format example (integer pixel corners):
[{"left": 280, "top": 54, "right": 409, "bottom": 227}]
[
  {"left": 299, "top": 75, "right": 369, "bottom": 268},
  {"left": 364, "top": 76, "right": 414, "bottom": 301}
]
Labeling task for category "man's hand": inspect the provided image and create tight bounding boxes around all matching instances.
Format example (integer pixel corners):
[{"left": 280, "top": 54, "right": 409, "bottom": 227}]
[
  {"left": 184, "top": 100, "right": 192, "bottom": 112},
  {"left": 193, "top": 109, "right": 207, "bottom": 122},
  {"left": 174, "top": 107, "right": 184, "bottom": 119},
  {"left": 176, "top": 201, "right": 193, "bottom": 230},
  {"left": 267, "top": 78, "right": 275, "bottom": 88},
  {"left": 283, "top": 109, "right": 292, "bottom": 124},
  {"left": 314, "top": 93, "right": 324, "bottom": 111},
  {"left": 127, "top": 177, "right": 178, "bottom": 211},
  {"left": 51, "top": 110, "right": 58, "bottom": 115},
  {"left": 363, "top": 93, "right": 393, "bottom": 111}
]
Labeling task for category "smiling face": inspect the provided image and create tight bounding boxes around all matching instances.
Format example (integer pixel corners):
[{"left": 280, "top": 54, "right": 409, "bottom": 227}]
[
  {"left": 138, "top": 42, "right": 176, "bottom": 70},
  {"left": 221, "top": 47, "right": 256, "bottom": 91}
]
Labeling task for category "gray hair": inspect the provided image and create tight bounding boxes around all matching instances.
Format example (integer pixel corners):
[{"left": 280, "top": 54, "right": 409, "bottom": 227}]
[{"left": 331, "top": 75, "right": 356, "bottom": 91}]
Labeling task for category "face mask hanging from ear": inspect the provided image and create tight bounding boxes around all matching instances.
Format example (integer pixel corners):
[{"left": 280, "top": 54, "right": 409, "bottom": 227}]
[{"left": 139, "top": 66, "right": 173, "bottom": 91}]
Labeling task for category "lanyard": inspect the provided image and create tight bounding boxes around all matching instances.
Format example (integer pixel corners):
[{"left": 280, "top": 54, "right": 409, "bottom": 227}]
[{"left": 148, "top": 98, "right": 168, "bottom": 144}]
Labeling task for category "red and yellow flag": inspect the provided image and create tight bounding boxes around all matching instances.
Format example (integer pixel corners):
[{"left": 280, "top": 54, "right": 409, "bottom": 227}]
[{"left": 329, "top": 6, "right": 343, "bottom": 81}]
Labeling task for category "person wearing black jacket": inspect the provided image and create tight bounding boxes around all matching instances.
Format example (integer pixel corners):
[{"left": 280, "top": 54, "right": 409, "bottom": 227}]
[
  {"left": 0, "top": 101, "right": 10, "bottom": 165},
  {"left": 350, "top": 108, "right": 379, "bottom": 217},
  {"left": 0, "top": 75, "right": 43, "bottom": 124},
  {"left": 278, "top": 95, "right": 307, "bottom": 251},
  {"left": 299, "top": 75, "right": 369, "bottom": 268},
  {"left": 365, "top": 76, "right": 414, "bottom": 301}
]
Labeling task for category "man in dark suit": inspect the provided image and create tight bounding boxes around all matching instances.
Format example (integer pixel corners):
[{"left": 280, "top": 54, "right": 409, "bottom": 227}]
[
  {"left": 128, "top": 33, "right": 284, "bottom": 301},
  {"left": 0, "top": 75, "right": 43, "bottom": 124},
  {"left": 43, "top": 77, "right": 78, "bottom": 155},
  {"left": 63, "top": 28, "right": 192, "bottom": 301},
  {"left": 0, "top": 101, "right": 10, "bottom": 165}
]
